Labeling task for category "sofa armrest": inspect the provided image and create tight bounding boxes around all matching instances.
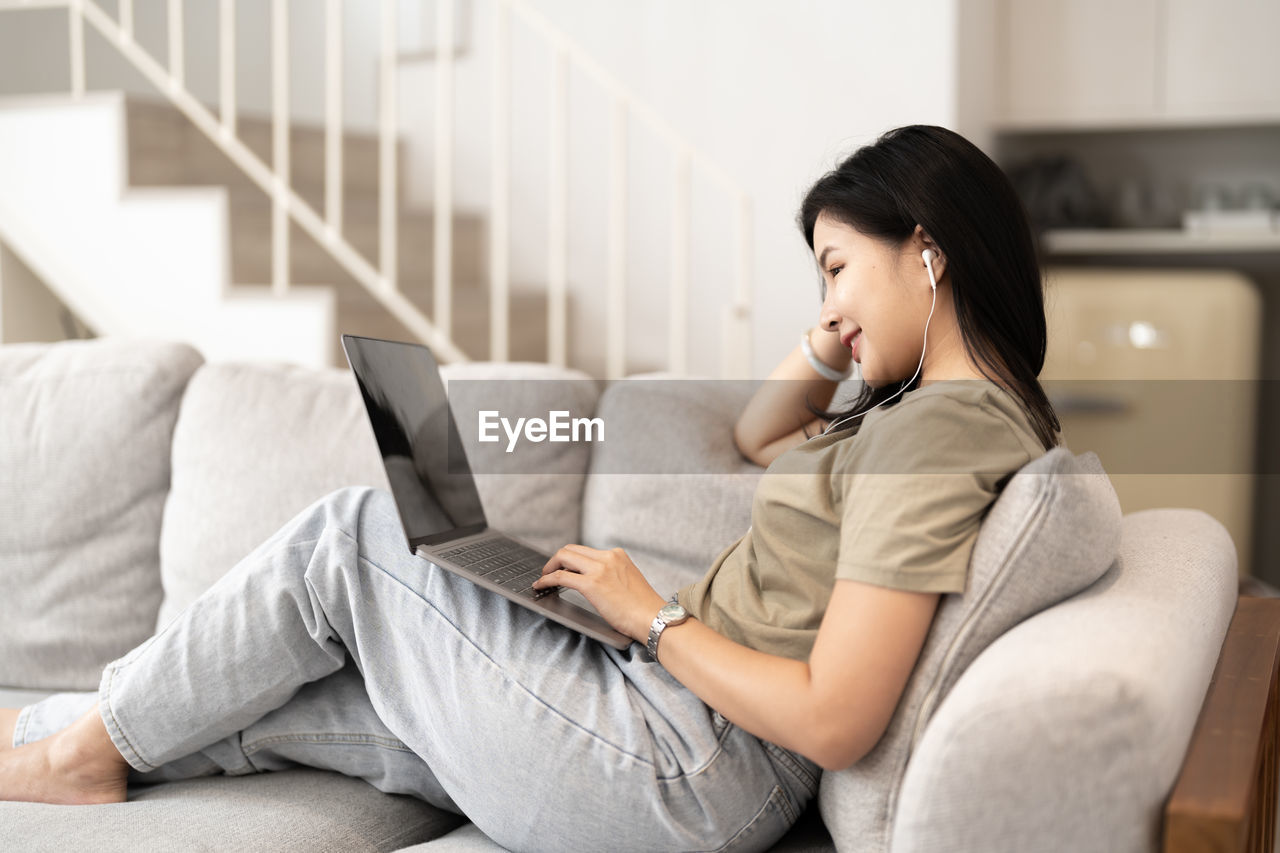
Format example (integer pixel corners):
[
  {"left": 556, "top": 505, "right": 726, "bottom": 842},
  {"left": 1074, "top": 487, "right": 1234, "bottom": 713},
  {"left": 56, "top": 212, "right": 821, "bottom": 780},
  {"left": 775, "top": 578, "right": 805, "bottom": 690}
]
[{"left": 1164, "top": 595, "right": 1280, "bottom": 853}]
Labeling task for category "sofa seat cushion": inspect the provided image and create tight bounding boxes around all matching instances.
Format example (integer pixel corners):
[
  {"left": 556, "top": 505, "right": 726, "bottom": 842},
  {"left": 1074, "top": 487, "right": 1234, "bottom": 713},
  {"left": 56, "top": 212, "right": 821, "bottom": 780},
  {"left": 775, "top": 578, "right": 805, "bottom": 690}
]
[
  {"left": 890, "top": 508, "right": 1239, "bottom": 853},
  {"left": 580, "top": 376, "right": 763, "bottom": 599},
  {"left": 0, "top": 339, "right": 204, "bottom": 690},
  {"left": 157, "top": 360, "right": 597, "bottom": 628},
  {"left": 405, "top": 802, "right": 837, "bottom": 852},
  {"left": 818, "top": 447, "right": 1123, "bottom": 852},
  {"left": 0, "top": 769, "right": 464, "bottom": 853}
]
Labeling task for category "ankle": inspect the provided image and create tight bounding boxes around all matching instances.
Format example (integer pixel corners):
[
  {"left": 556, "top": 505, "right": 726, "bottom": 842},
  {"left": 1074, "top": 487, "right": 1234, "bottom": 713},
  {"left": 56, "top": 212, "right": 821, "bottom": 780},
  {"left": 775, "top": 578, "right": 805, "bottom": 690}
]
[
  {"left": 49, "top": 705, "right": 129, "bottom": 773},
  {"left": 0, "top": 708, "right": 19, "bottom": 748}
]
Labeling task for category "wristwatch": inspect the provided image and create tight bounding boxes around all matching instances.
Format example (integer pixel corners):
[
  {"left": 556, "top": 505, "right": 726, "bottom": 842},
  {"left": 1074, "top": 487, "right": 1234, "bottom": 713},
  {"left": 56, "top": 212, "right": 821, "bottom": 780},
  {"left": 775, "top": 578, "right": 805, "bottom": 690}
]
[{"left": 646, "top": 601, "right": 690, "bottom": 661}]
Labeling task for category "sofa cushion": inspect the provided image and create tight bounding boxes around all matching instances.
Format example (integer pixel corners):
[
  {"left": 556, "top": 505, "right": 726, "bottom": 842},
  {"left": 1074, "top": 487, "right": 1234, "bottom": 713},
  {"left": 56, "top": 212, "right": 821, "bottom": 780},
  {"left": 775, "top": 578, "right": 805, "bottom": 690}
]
[
  {"left": 579, "top": 376, "right": 763, "bottom": 600},
  {"left": 0, "top": 768, "right": 464, "bottom": 852},
  {"left": 0, "top": 338, "right": 203, "bottom": 690},
  {"left": 157, "top": 360, "right": 597, "bottom": 627},
  {"left": 406, "top": 802, "right": 838, "bottom": 852},
  {"left": 818, "top": 448, "right": 1123, "bottom": 852},
  {"left": 889, "top": 508, "right": 1238, "bottom": 853}
]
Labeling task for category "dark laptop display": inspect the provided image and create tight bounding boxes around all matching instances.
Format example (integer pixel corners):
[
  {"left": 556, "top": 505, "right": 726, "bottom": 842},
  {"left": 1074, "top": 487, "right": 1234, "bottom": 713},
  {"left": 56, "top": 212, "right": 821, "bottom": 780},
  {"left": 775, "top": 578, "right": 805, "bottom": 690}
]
[
  {"left": 343, "top": 335, "right": 486, "bottom": 548},
  {"left": 340, "top": 334, "right": 632, "bottom": 650}
]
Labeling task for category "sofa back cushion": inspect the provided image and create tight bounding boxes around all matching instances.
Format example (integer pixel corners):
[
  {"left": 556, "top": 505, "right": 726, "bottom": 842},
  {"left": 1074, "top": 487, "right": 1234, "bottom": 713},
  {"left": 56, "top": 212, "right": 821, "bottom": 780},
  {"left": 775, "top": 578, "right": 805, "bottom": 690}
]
[
  {"left": 580, "top": 376, "right": 763, "bottom": 599},
  {"left": 158, "top": 360, "right": 598, "bottom": 628},
  {"left": 0, "top": 339, "right": 203, "bottom": 690},
  {"left": 890, "top": 508, "right": 1238, "bottom": 853},
  {"left": 818, "top": 447, "right": 1123, "bottom": 852}
]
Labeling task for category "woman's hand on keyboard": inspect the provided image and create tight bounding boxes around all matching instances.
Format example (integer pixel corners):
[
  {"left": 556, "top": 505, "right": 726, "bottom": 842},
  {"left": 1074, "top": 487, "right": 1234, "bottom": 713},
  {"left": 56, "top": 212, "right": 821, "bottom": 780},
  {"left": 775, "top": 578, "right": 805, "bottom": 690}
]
[{"left": 533, "top": 545, "right": 667, "bottom": 643}]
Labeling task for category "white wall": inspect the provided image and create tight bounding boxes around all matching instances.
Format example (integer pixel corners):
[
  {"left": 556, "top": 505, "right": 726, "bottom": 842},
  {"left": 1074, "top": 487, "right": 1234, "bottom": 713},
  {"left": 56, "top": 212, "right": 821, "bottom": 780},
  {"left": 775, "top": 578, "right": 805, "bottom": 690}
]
[
  {"left": 400, "top": 0, "right": 964, "bottom": 377},
  {"left": 0, "top": 0, "right": 974, "bottom": 377}
]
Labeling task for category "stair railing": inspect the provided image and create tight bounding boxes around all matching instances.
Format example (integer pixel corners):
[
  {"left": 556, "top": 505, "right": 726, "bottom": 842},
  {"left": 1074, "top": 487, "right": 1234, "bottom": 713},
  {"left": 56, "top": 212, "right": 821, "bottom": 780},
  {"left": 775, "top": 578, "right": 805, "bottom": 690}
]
[{"left": 0, "top": 0, "right": 755, "bottom": 378}]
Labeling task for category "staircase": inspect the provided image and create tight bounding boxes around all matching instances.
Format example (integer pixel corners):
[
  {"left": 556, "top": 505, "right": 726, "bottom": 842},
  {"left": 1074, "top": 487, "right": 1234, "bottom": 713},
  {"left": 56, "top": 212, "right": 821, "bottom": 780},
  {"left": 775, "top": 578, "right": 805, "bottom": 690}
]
[
  {"left": 0, "top": 92, "right": 552, "bottom": 369},
  {"left": 125, "top": 98, "right": 552, "bottom": 368},
  {"left": 0, "top": 0, "right": 754, "bottom": 378}
]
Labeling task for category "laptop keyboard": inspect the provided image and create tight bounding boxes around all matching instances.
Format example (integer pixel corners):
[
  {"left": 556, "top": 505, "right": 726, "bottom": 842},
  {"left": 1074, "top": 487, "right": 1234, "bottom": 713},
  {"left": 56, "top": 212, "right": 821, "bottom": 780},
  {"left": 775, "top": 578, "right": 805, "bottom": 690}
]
[{"left": 436, "top": 538, "right": 558, "bottom": 600}]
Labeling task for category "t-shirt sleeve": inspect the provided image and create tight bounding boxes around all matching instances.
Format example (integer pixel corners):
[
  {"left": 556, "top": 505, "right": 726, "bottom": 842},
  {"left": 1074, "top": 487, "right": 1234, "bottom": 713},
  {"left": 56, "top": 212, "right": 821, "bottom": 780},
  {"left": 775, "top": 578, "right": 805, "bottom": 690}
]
[{"left": 834, "top": 395, "right": 1030, "bottom": 594}]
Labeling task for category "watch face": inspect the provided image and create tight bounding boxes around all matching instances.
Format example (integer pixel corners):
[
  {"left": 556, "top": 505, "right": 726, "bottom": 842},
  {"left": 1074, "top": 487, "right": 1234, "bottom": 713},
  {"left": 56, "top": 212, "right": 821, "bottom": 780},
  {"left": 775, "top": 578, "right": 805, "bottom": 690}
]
[{"left": 659, "top": 602, "right": 688, "bottom": 622}]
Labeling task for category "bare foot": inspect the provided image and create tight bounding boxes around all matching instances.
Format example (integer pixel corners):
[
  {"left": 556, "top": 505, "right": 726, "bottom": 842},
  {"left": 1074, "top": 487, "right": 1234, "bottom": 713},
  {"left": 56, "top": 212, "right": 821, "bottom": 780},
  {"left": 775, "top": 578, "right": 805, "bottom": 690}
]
[
  {"left": 0, "top": 704, "right": 129, "bottom": 804},
  {"left": 0, "top": 708, "right": 18, "bottom": 750}
]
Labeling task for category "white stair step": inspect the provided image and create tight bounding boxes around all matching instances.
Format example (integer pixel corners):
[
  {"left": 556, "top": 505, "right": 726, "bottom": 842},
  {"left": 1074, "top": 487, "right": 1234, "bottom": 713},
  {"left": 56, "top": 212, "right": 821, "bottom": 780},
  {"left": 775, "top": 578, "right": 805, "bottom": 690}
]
[
  {"left": 125, "top": 97, "right": 397, "bottom": 203},
  {"left": 227, "top": 189, "right": 488, "bottom": 289},
  {"left": 0, "top": 93, "right": 336, "bottom": 368},
  {"left": 204, "top": 285, "right": 336, "bottom": 367},
  {"left": 334, "top": 287, "right": 554, "bottom": 367}
]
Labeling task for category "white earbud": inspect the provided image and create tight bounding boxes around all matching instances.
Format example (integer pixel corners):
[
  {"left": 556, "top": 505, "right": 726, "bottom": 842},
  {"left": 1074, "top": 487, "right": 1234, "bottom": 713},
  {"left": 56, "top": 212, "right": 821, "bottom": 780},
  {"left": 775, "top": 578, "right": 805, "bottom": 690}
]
[{"left": 922, "top": 249, "right": 938, "bottom": 291}]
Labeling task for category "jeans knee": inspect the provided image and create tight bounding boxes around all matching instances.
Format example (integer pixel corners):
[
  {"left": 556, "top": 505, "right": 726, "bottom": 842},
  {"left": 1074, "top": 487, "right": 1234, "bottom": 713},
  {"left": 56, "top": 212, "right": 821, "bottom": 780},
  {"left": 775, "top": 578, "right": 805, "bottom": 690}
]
[
  {"left": 314, "top": 486, "right": 399, "bottom": 549},
  {"left": 320, "top": 486, "right": 388, "bottom": 520}
]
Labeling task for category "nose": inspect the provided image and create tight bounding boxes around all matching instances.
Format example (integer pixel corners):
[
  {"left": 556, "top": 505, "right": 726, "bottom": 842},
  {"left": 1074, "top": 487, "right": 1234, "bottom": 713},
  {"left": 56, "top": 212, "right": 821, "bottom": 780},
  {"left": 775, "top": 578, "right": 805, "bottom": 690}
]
[{"left": 818, "top": 293, "right": 841, "bottom": 331}]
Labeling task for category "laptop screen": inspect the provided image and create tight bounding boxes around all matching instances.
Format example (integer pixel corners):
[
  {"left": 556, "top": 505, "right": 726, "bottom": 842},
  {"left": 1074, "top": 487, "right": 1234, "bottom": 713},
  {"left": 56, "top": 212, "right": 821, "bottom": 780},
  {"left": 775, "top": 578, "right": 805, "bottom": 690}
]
[{"left": 341, "top": 335, "right": 488, "bottom": 550}]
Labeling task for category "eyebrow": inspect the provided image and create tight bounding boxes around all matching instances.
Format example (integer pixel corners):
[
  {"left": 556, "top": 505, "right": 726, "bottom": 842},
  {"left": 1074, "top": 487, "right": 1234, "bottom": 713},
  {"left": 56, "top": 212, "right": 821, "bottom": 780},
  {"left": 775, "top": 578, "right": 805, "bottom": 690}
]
[{"left": 818, "top": 245, "right": 837, "bottom": 269}]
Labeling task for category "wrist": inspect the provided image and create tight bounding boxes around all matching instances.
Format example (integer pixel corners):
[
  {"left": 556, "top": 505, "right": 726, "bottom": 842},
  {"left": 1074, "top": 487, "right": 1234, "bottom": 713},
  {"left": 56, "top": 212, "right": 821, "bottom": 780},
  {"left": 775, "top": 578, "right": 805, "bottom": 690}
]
[
  {"left": 808, "top": 327, "right": 853, "bottom": 371},
  {"left": 644, "top": 598, "right": 692, "bottom": 660},
  {"left": 800, "top": 328, "right": 853, "bottom": 381},
  {"left": 634, "top": 594, "right": 669, "bottom": 643}
]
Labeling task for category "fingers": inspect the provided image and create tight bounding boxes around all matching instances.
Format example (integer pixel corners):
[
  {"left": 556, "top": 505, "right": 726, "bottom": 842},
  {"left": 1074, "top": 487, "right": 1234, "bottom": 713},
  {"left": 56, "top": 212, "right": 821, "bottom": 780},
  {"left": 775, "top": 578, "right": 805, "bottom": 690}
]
[
  {"left": 532, "top": 568, "right": 581, "bottom": 591},
  {"left": 538, "top": 544, "right": 602, "bottom": 577}
]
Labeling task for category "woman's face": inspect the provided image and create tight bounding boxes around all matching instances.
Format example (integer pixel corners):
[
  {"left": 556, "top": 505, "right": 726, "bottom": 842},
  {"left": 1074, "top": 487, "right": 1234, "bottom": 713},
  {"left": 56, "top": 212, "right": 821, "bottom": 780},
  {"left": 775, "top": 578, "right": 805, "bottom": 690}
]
[{"left": 812, "top": 212, "right": 942, "bottom": 389}]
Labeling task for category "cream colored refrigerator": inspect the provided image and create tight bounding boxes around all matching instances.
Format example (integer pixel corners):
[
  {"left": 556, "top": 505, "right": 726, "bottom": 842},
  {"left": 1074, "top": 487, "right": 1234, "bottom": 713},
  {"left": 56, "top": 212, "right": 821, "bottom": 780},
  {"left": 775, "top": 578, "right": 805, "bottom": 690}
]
[{"left": 1040, "top": 267, "right": 1262, "bottom": 578}]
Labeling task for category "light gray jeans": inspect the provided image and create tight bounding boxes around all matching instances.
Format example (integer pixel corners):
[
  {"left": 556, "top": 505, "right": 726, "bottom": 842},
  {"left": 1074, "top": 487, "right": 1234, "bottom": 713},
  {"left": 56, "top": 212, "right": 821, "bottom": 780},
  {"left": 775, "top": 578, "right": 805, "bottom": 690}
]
[{"left": 13, "top": 486, "right": 819, "bottom": 852}]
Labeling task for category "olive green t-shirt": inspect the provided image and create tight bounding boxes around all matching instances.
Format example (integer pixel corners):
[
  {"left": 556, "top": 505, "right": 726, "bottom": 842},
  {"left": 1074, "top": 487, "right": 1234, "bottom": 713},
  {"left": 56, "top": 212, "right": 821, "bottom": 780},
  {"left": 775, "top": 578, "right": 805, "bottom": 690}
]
[{"left": 675, "top": 379, "right": 1048, "bottom": 663}]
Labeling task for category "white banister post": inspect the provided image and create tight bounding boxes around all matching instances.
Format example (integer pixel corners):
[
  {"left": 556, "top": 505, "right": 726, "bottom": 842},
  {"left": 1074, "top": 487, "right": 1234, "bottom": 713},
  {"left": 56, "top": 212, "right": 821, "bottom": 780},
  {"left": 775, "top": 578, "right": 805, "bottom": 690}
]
[
  {"left": 325, "top": 0, "right": 343, "bottom": 235},
  {"left": 69, "top": 0, "right": 84, "bottom": 97},
  {"left": 607, "top": 98, "right": 627, "bottom": 380},
  {"left": 271, "top": 0, "right": 290, "bottom": 296},
  {"left": 219, "top": 0, "right": 235, "bottom": 137},
  {"left": 379, "top": 0, "right": 398, "bottom": 292},
  {"left": 723, "top": 193, "right": 753, "bottom": 379},
  {"left": 548, "top": 46, "right": 568, "bottom": 368},
  {"left": 168, "top": 0, "right": 183, "bottom": 89},
  {"left": 0, "top": 242, "right": 6, "bottom": 344},
  {"left": 489, "top": 0, "right": 510, "bottom": 362},
  {"left": 432, "top": 0, "right": 453, "bottom": 337},
  {"left": 669, "top": 150, "right": 690, "bottom": 374}
]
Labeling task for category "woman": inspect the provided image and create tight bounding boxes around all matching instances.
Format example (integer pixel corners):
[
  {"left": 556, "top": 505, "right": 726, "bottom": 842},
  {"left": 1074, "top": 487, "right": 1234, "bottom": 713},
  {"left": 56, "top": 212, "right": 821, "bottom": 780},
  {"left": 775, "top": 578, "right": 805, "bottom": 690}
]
[{"left": 0, "top": 124, "right": 1058, "bottom": 852}]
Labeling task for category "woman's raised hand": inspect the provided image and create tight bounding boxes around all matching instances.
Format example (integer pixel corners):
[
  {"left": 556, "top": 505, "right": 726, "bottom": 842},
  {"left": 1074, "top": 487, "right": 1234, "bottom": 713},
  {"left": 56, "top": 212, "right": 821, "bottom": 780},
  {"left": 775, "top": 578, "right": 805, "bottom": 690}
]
[{"left": 533, "top": 545, "right": 668, "bottom": 643}]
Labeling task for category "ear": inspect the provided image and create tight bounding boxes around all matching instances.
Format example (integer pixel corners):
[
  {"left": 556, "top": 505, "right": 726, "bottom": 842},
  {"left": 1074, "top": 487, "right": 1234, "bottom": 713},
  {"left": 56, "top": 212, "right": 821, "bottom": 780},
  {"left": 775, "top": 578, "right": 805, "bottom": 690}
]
[{"left": 914, "top": 225, "right": 946, "bottom": 282}]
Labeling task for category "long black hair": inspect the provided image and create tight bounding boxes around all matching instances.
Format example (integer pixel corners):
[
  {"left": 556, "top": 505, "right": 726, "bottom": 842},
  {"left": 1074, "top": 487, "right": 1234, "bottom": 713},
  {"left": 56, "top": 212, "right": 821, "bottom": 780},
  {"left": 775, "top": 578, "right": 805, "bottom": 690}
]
[{"left": 798, "top": 125, "right": 1061, "bottom": 451}]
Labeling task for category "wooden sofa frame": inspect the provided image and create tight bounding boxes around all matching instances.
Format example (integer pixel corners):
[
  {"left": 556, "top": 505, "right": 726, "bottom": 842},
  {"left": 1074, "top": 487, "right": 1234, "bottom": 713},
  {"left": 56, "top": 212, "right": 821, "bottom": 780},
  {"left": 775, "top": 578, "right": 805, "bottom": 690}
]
[{"left": 1165, "top": 595, "right": 1280, "bottom": 852}]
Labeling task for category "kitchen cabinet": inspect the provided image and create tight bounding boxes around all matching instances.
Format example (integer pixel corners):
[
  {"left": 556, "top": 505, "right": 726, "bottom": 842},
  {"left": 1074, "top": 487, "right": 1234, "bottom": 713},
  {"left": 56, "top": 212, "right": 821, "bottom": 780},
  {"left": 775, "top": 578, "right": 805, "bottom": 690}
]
[
  {"left": 998, "top": 0, "right": 1280, "bottom": 128},
  {"left": 1001, "top": 0, "right": 1160, "bottom": 127},
  {"left": 1162, "top": 0, "right": 1280, "bottom": 122}
]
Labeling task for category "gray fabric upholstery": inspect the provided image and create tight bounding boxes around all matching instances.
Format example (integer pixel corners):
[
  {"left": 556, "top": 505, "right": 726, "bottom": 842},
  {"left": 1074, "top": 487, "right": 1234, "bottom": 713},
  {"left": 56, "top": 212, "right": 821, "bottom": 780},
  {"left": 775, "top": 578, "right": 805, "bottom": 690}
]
[
  {"left": 156, "top": 360, "right": 597, "bottom": 629},
  {"left": 819, "top": 448, "right": 1124, "bottom": 852},
  {"left": 409, "top": 803, "right": 837, "bottom": 852},
  {"left": 0, "top": 687, "right": 56, "bottom": 719},
  {"left": 890, "top": 508, "right": 1238, "bottom": 853},
  {"left": 0, "top": 769, "right": 465, "bottom": 852},
  {"left": 580, "top": 375, "right": 763, "bottom": 599},
  {"left": 437, "top": 361, "right": 600, "bottom": 556},
  {"left": 156, "top": 361, "right": 394, "bottom": 628},
  {"left": 0, "top": 339, "right": 203, "bottom": 690}
]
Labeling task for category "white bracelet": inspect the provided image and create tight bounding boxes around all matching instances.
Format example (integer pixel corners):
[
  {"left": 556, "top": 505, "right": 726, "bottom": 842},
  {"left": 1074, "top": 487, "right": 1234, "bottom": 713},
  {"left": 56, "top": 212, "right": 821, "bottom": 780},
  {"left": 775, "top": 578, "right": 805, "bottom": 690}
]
[{"left": 800, "top": 328, "right": 853, "bottom": 381}]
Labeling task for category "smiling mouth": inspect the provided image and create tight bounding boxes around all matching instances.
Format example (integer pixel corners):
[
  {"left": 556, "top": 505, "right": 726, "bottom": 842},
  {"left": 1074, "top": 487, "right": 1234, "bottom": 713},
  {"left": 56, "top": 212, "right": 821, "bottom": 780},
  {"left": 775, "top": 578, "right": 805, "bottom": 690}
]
[{"left": 841, "top": 329, "right": 861, "bottom": 349}]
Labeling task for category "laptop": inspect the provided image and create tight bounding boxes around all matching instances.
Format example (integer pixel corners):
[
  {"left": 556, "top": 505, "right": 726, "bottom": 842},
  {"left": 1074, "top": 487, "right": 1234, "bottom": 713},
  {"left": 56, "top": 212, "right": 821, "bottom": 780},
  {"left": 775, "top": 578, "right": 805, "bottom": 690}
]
[{"left": 341, "top": 334, "right": 632, "bottom": 650}]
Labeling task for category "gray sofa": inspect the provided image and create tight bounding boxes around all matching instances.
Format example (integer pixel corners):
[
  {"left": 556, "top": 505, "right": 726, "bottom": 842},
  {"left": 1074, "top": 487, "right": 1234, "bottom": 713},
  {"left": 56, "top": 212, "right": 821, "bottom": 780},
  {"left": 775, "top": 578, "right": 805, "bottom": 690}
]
[{"left": 0, "top": 337, "right": 1251, "bottom": 852}]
